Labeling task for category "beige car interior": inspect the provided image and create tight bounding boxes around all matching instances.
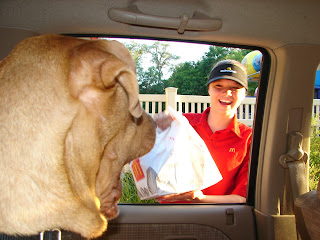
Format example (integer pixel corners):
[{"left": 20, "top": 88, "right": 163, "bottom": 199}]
[{"left": 0, "top": 0, "right": 320, "bottom": 239}]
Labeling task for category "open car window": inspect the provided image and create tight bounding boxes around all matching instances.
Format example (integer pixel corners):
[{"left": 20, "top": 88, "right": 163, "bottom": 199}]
[{"left": 83, "top": 37, "right": 267, "bottom": 205}]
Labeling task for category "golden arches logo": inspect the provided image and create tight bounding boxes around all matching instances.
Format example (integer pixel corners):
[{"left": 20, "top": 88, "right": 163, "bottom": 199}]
[
  {"left": 229, "top": 148, "right": 236, "bottom": 153},
  {"left": 131, "top": 159, "right": 145, "bottom": 181}
]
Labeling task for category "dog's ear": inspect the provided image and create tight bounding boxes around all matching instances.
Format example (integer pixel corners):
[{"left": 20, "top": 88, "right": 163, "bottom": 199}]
[
  {"left": 68, "top": 41, "right": 142, "bottom": 118},
  {"left": 100, "top": 59, "right": 142, "bottom": 118}
]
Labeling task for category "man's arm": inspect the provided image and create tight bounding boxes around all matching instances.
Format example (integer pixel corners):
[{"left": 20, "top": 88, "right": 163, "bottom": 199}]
[{"left": 157, "top": 190, "right": 246, "bottom": 204}]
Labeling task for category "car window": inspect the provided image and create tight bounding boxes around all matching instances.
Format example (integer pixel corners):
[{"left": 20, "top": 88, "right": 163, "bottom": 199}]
[{"left": 87, "top": 37, "right": 265, "bottom": 204}]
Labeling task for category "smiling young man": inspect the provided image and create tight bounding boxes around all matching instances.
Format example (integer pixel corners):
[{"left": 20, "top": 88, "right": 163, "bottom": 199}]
[{"left": 155, "top": 60, "right": 252, "bottom": 204}]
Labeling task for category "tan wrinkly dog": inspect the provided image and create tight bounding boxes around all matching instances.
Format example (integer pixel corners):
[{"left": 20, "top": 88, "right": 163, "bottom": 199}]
[{"left": 0, "top": 34, "right": 156, "bottom": 238}]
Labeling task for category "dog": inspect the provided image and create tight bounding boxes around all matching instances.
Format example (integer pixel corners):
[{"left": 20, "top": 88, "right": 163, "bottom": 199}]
[{"left": 0, "top": 34, "right": 156, "bottom": 239}]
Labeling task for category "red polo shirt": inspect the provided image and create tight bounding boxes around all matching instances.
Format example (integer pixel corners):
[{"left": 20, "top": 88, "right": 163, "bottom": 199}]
[{"left": 183, "top": 107, "right": 252, "bottom": 198}]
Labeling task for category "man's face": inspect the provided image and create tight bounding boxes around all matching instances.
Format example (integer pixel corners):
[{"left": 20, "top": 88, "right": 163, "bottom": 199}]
[{"left": 208, "top": 79, "right": 246, "bottom": 117}]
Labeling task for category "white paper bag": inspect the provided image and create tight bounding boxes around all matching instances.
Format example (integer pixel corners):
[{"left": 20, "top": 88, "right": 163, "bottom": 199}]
[{"left": 130, "top": 107, "right": 222, "bottom": 200}]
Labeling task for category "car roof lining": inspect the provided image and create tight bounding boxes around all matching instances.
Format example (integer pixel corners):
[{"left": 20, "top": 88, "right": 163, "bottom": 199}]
[{"left": 1, "top": 0, "right": 320, "bottom": 49}]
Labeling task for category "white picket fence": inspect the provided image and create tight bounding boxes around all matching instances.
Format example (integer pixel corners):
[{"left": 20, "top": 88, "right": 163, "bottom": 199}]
[
  {"left": 139, "top": 88, "right": 320, "bottom": 127},
  {"left": 313, "top": 99, "right": 320, "bottom": 119}
]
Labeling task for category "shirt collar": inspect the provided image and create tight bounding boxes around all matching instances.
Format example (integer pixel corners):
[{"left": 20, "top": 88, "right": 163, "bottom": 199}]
[
  {"left": 226, "top": 115, "right": 242, "bottom": 138},
  {"left": 196, "top": 107, "right": 243, "bottom": 138}
]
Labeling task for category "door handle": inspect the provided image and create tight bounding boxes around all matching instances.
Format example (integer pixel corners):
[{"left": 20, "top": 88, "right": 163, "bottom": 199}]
[{"left": 108, "top": 5, "right": 222, "bottom": 34}]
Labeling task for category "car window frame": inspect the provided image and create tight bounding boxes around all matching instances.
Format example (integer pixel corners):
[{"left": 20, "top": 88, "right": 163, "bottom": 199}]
[{"left": 67, "top": 34, "right": 271, "bottom": 207}]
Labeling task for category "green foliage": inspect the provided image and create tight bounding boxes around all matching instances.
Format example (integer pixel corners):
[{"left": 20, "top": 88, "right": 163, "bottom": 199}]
[
  {"left": 124, "top": 40, "right": 254, "bottom": 95},
  {"left": 248, "top": 81, "right": 259, "bottom": 97},
  {"left": 228, "top": 49, "right": 252, "bottom": 62},
  {"left": 139, "top": 66, "right": 166, "bottom": 94},
  {"left": 168, "top": 61, "right": 208, "bottom": 95},
  {"left": 169, "top": 46, "right": 253, "bottom": 95},
  {"left": 310, "top": 118, "right": 320, "bottom": 190},
  {"left": 120, "top": 171, "right": 158, "bottom": 204},
  {"left": 148, "top": 41, "right": 180, "bottom": 81},
  {"left": 123, "top": 41, "right": 147, "bottom": 85},
  {"left": 124, "top": 41, "right": 179, "bottom": 94}
]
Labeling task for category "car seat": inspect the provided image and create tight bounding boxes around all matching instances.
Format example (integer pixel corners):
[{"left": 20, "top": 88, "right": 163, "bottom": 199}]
[{"left": 295, "top": 179, "right": 320, "bottom": 239}]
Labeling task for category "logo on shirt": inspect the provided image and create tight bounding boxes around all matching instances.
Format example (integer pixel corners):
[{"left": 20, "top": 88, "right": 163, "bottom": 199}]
[{"left": 229, "top": 148, "right": 236, "bottom": 153}]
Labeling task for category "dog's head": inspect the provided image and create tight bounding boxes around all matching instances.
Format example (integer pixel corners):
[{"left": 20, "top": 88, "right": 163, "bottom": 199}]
[
  {"left": 0, "top": 34, "right": 156, "bottom": 238},
  {"left": 66, "top": 36, "right": 156, "bottom": 217}
]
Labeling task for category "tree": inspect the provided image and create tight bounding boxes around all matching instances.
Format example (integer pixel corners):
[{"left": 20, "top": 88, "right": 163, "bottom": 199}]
[
  {"left": 139, "top": 66, "right": 170, "bottom": 94},
  {"left": 139, "top": 42, "right": 179, "bottom": 93},
  {"left": 168, "top": 61, "right": 207, "bottom": 95},
  {"left": 169, "top": 47, "right": 253, "bottom": 95},
  {"left": 149, "top": 42, "right": 179, "bottom": 82},
  {"left": 124, "top": 41, "right": 179, "bottom": 94},
  {"left": 122, "top": 41, "right": 148, "bottom": 86},
  {"left": 169, "top": 46, "right": 230, "bottom": 95},
  {"left": 227, "top": 48, "right": 251, "bottom": 62},
  {"left": 124, "top": 40, "right": 253, "bottom": 95}
]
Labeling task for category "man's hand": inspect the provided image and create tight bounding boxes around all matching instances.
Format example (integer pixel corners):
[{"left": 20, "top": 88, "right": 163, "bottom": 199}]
[
  {"left": 156, "top": 190, "right": 205, "bottom": 203},
  {"left": 156, "top": 192, "right": 246, "bottom": 204},
  {"left": 154, "top": 110, "right": 174, "bottom": 130}
]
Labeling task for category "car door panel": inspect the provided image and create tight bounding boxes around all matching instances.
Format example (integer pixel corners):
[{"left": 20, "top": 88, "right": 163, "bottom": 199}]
[{"left": 95, "top": 205, "right": 256, "bottom": 240}]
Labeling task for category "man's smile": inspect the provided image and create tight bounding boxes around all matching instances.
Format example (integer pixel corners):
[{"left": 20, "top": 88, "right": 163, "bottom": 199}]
[{"left": 219, "top": 99, "right": 232, "bottom": 105}]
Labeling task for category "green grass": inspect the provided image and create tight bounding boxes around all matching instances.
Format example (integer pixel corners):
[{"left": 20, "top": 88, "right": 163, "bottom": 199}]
[{"left": 119, "top": 171, "right": 158, "bottom": 204}]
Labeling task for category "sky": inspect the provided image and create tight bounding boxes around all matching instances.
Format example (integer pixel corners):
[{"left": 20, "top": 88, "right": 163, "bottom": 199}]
[
  {"left": 112, "top": 37, "right": 210, "bottom": 65},
  {"left": 165, "top": 41, "right": 210, "bottom": 64},
  {"left": 112, "top": 38, "right": 211, "bottom": 78}
]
